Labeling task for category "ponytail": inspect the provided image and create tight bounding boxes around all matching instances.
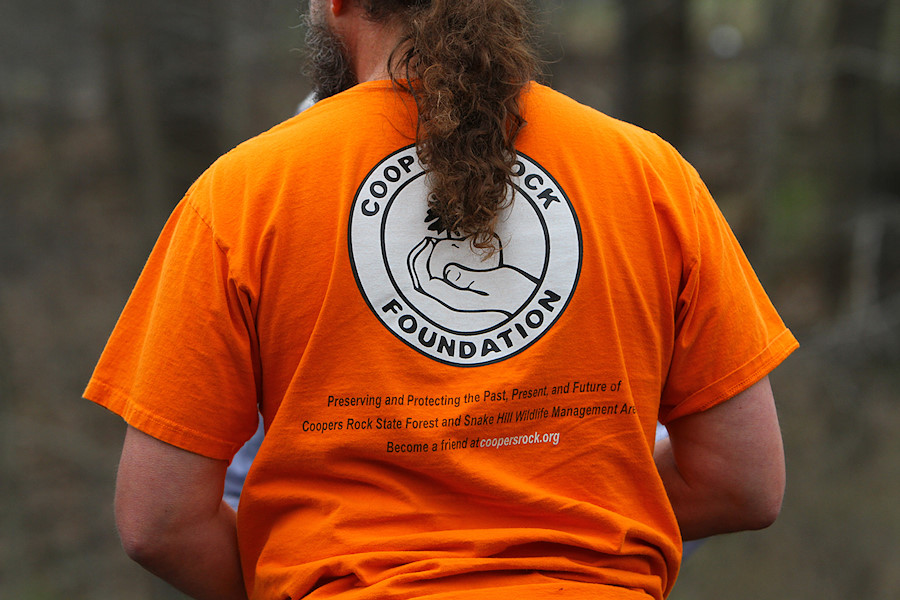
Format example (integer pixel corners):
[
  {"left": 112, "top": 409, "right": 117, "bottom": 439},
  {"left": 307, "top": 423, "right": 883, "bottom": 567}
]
[{"left": 364, "top": 0, "right": 540, "bottom": 253}]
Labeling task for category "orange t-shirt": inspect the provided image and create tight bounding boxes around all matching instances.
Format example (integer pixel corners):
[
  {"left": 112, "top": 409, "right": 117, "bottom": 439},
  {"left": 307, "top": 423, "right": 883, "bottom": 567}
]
[{"left": 85, "top": 81, "right": 797, "bottom": 600}]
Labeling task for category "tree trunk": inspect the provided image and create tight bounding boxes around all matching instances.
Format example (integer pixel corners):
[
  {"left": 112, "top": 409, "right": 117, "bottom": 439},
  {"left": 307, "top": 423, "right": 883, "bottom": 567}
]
[
  {"left": 619, "top": 0, "right": 690, "bottom": 147},
  {"left": 102, "top": 0, "right": 169, "bottom": 236},
  {"left": 828, "top": 0, "right": 890, "bottom": 203},
  {"left": 826, "top": 0, "right": 892, "bottom": 315},
  {"left": 102, "top": 0, "right": 230, "bottom": 234}
]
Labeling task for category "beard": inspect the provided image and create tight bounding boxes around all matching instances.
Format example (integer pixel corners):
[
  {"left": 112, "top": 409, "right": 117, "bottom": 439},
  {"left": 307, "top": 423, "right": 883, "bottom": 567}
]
[{"left": 302, "top": 13, "right": 358, "bottom": 101}]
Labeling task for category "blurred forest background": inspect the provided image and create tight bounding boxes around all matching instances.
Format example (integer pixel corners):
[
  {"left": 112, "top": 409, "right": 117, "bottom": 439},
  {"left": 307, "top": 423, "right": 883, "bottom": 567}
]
[{"left": 2, "top": 0, "right": 899, "bottom": 598}]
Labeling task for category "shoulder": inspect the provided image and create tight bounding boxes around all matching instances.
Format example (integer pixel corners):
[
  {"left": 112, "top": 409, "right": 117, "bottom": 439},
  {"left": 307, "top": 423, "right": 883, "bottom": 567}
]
[
  {"left": 182, "top": 83, "right": 413, "bottom": 248},
  {"left": 522, "top": 83, "right": 698, "bottom": 183},
  {"left": 200, "top": 81, "right": 412, "bottom": 194},
  {"left": 521, "top": 83, "right": 705, "bottom": 218}
]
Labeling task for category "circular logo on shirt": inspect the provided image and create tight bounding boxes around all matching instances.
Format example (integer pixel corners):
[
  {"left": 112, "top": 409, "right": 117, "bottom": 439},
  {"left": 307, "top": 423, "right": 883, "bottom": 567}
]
[{"left": 349, "top": 145, "right": 581, "bottom": 367}]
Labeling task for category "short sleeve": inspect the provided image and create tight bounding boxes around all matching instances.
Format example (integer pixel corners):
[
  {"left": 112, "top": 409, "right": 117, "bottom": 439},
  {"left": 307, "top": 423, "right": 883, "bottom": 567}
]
[
  {"left": 84, "top": 194, "right": 261, "bottom": 461},
  {"left": 659, "top": 177, "right": 798, "bottom": 423}
]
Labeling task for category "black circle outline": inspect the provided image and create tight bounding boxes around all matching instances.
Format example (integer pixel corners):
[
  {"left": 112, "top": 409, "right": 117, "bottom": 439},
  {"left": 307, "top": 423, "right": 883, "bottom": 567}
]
[{"left": 348, "top": 145, "right": 583, "bottom": 368}]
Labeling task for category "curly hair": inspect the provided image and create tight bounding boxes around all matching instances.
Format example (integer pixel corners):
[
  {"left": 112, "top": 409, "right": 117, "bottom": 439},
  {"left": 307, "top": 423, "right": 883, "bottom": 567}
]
[{"left": 361, "top": 0, "right": 540, "bottom": 253}]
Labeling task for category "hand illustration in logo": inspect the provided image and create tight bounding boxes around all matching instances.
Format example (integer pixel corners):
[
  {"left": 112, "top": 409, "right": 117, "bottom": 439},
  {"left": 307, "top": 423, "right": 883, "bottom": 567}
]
[{"left": 408, "top": 237, "right": 539, "bottom": 317}]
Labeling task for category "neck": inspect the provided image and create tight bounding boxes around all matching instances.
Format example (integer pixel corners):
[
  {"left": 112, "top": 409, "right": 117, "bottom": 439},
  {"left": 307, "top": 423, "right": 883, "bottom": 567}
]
[
  {"left": 354, "top": 26, "right": 403, "bottom": 83},
  {"left": 333, "top": 8, "right": 403, "bottom": 83}
]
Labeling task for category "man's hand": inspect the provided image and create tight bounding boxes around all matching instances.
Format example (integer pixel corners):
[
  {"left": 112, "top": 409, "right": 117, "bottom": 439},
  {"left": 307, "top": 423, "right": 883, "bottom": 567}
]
[
  {"left": 408, "top": 237, "right": 538, "bottom": 316},
  {"left": 115, "top": 427, "right": 248, "bottom": 600},
  {"left": 655, "top": 376, "right": 786, "bottom": 541}
]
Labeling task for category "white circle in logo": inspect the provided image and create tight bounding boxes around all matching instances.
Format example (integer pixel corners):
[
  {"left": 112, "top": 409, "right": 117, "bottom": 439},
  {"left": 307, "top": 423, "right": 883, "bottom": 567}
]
[{"left": 349, "top": 146, "right": 581, "bottom": 367}]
